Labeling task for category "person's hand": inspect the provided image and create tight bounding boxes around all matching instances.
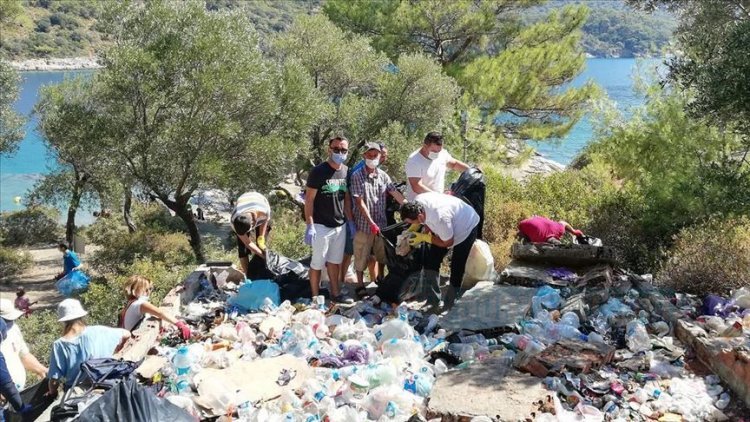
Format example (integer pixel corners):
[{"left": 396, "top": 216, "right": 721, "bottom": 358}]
[
  {"left": 370, "top": 222, "right": 380, "bottom": 235},
  {"left": 257, "top": 235, "right": 266, "bottom": 251},
  {"left": 571, "top": 229, "right": 583, "bottom": 237},
  {"left": 304, "top": 224, "right": 316, "bottom": 246},
  {"left": 175, "top": 321, "right": 192, "bottom": 340},
  {"left": 347, "top": 221, "right": 356, "bottom": 239},
  {"left": 407, "top": 223, "right": 421, "bottom": 233},
  {"left": 408, "top": 232, "right": 432, "bottom": 246}
]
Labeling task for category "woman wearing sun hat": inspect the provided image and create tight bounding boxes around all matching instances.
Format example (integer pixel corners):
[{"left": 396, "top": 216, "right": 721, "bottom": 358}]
[{"left": 47, "top": 299, "right": 131, "bottom": 396}]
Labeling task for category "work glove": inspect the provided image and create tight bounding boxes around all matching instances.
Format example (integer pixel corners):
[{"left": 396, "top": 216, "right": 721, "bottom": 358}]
[
  {"left": 407, "top": 223, "right": 421, "bottom": 233},
  {"left": 370, "top": 222, "right": 381, "bottom": 235},
  {"left": 408, "top": 232, "right": 432, "bottom": 247},
  {"left": 257, "top": 235, "right": 266, "bottom": 251},
  {"left": 347, "top": 221, "right": 357, "bottom": 239},
  {"left": 175, "top": 321, "right": 192, "bottom": 340},
  {"left": 304, "top": 224, "right": 316, "bottom": 246}
]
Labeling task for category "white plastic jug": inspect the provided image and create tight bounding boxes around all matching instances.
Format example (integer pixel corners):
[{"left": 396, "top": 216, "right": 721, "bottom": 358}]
[{"left": 462, "top": 239, "right": 494, "bottom": 289}]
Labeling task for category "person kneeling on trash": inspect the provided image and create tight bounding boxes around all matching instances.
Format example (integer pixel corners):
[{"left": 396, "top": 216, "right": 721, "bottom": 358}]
[
  {"left": 400, "top": 192, "right": 480, "bottom": 310},
  {"left": 118, "top": 276, "right": 191, "bottom": 340},
  {"left": 231, "top": 191, "right": 272, "bottom": 279},
  {"left": 48, "top": 299, "right": 131, "bottom": 396},
  {"left": 517, "top": 215, "right": 583, "bottom": 245}
]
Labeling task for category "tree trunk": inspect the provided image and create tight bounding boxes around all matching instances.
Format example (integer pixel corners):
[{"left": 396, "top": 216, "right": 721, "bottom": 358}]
[
  {"left": 66, "top": 173, "right": 89, "bottom": 246},
  {"left": 123, "top": 188, "right": 136, "bottom": 233},
  {"left": 166, "top": 200, "right": 204, "bottom": 263}
]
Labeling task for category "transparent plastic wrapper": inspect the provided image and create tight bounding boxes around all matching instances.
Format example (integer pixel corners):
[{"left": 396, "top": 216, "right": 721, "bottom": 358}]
[
  {"left": 362, "top": 385, "right": 422, "bottom": 420},
  {"left": 532, "top": 286, "right": 562, "bottom": 316},
  {"left": 381, "top": 338, "right": 425, "bottom": 361},
  {"left": 732, "top": 286, "right": 750, "bottom": 308},
  {"left": 374, "top": 316, "right": 415, "bottom": 345},
  {"left": 626, "top": 320, "right": 651, "bottom": 352}
]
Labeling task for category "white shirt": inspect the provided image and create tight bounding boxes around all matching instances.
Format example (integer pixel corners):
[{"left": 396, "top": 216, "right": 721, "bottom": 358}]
[
  {"left": 0, "top": 323, "right": 30, "bottom": 389},
  {"left": 415, "top": 192, "right": 479, "bottom": 246},
  {"left": 122, "top": 297, "right": 149, "bottom": 331},
  {"left": 404, "top": 148, "right": 453, "bottom": 201}
]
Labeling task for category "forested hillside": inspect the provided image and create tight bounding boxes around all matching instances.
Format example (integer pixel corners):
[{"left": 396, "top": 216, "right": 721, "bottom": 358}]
[{"left": 0, "top": 0, "right": 673, "bottom": 60}]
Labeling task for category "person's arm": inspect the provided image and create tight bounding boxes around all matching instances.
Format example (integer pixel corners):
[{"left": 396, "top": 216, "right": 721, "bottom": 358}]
[
  {"left": 408, "top": 177, "right": 433, "bottom": 196},
  {"left": 259, "top": 219, "right": 269, "bottom": 239},
  {"left": 113, "top": 329, "right": 131, "bottom": 353},
  {"left": 561, "top": 221, "right": 583, "bottom": 237},
  {"left": 430, "top": 235, "right": 455, "bottom": 248},
  {"left": 237, "top": 233, "right": 264, "bottom": 258},
  {"left": 239, "top": 256, "right": 249, "bottom": 275},
  {"left": 344, "top": 192, "right": 354, "bottom": 223},
  {"left": 0, "top": 354, "right": 23, "bottom": 411},
  {"left": 447, "top": 156, "right": 470, "bottom": 172},
  {"left": 139, "top": 301, "right": 179, "bottom": 325},
  {"left": 389, "top": 189, "right": 406, "bottom": 205},
  {"left": 304, "top": 187, "right": 317, "bottom": 225},
  {"left": 355, "top": 196, "right": 377, "bottom": 228},
  {"left": 20, "top": 352, "right": 48, "bottom": 379}
]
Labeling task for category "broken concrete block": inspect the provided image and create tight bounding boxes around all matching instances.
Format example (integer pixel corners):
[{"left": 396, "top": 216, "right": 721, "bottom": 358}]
[
  {"left": 499, "top": 260, "right": 556, "bottom": 286},
  {"left": 530, "top": 340, "right": 615, "bottom": 374},
  {"left": 510, "top": 243, "right": 617, "bottom": 267},
  {"left": 427, "top": 358, "right": 546, "bottom": 421},
  {"left": 578, "top": 265, "right": 613, "bottom": 287},
  {"left": 441, "top": 282, "right": 536, "bottom": 332}
]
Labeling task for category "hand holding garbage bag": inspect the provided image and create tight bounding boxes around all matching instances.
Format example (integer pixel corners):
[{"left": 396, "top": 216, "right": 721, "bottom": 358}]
[{"left": 408, "top": 232, "right": 432, "bottom": 247}]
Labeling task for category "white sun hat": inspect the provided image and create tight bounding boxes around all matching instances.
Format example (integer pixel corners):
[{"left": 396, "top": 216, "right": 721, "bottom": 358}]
[
  {"left": 57, "top": 298, "right": 88, "bottom": 322},
  {"left": 0, "top": 298, "right": 23, "bottom": 321}
]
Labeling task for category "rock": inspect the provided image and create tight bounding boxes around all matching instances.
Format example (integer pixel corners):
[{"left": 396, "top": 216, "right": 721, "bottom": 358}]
[
  {"left": 427, "top": 359, "right": 546, "bottom": 421},
  {"left": 440, "top": 283, "right": 536, "bottom": 332},
  {"left": 499, "top": 260, "right": 557, "bottom": 286},
  {"left": 510, "top": 243, "right": 618, "bottom": 267}
]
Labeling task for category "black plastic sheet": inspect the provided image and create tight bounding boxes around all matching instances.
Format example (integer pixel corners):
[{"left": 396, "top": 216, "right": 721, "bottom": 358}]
[{"left": 76, "top": 378, "right": 193, "bottom": 422}]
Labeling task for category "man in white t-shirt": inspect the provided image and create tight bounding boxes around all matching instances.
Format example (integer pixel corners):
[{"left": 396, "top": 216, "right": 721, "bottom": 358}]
[
  {"left": 400, "top": 192, "right": 480, "bottom": 310},
  {"left": 0, "top": 299, "right": 48, "bottom": 389},
  {"left": 404, "top": 132, "right": 470, "bottom": 201}
]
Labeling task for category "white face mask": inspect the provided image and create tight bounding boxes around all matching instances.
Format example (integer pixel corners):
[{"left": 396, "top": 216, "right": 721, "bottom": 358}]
[
  {"left": 365, "top": 158, "right": 380, "bottom": 169},
  {"left": 427, "top": 151, "right": 440, "bottom": 160}
]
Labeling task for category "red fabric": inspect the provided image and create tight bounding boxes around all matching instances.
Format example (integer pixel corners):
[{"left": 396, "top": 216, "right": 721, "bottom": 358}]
[{"left": 518, "top": 216, "right": 566, "bottom": 243}]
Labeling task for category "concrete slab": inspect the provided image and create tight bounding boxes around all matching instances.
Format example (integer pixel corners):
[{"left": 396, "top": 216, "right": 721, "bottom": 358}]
[
  {"left": 510, "top": 243, "right": 617, "bottom": 267},
  {"left": 441, "top": 282, "right": 536, "bottom": 332},
  {"left": 427, "top": 359, "right": 545, "bottom": 421},
  {"left": 499, "top": 260, "right": 556, "bottom": 287}
]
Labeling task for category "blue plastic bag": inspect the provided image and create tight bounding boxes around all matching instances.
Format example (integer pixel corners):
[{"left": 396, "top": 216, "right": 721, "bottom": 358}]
[
  {"left": 56, "top": 270, "right": 90, "bottom": 297},
  {"left": 227, "top": 280, "right": 280, "bottom": 313}
]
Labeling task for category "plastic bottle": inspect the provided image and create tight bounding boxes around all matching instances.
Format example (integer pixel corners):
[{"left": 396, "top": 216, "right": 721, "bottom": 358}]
[
  {"left": 172, "top": 346, "right": 192, "bottom": 395},
  {"left": 262, "top": 297, "right": 278, "bottom": 313},
  {"left": 374, "top": 318, "right": 415, "bottom": 345},
  {"left": 396, "top": 303, "right": 408, "bottom": 320},
  {"left": 460, "top": 333, "right": 488, "bottom": 345},
  {"left": 447, "top": 343, "right": 475, "bottom": 362},
  {"left": 559, "top": 312, "right": 580, "bottom": 328},
  {"left": 237, "top": 401, "right": 253, "bottom": 420},
  {"left": 434, "top": 359, "right": 448, "bottom": 375},
  {"left": 588, "top": 332, "right": 605, "bottom": 345}
]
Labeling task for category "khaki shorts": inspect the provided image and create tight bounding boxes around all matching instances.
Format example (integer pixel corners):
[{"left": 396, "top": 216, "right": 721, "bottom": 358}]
[{"left": 353, "top": 231, "right": 386, "bottom": 272}]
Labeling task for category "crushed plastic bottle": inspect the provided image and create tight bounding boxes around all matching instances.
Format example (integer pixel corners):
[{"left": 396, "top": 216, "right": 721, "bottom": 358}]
[
  {"left": 626, "top": 319, "right": 651, "bottom": 352},
  {"left": 447, "top": 343, "right": 475, "bottom": 362}
]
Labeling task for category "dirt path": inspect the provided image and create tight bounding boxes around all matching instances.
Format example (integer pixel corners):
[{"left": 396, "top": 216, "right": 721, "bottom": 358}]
[{"left": 1, "top": 247, "right": 65, "bottom": 310}]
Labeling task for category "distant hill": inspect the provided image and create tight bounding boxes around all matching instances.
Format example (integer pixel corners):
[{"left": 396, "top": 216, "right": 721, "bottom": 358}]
[{"left": 0, "top": 0, "right": 672, "bottom": 61}]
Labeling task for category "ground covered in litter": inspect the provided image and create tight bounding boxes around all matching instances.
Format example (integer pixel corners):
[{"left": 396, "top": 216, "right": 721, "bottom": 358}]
[{"left": 68, "top": 253, "right": 750, "bottom": 422}]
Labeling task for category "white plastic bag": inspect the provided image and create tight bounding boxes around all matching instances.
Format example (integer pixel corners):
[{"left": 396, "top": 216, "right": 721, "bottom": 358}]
[{"left": 462, "top": 239, "right": 494, "bottom": 289}]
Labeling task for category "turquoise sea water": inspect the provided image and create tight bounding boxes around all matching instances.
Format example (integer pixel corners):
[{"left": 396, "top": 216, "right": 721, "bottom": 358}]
[{"left": 0, "top": 58, "right": 663, "bottom": 218}]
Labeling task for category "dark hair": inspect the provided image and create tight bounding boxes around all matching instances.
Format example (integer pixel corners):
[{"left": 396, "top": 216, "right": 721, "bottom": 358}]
[
  {"left": 232, "top": 214, "right": 254, "bottom": 236},
  {"left": 329, "top": 136, "right": 348, "bottom": 145},
  {"left": 400, "top": 202, "right": 424, "bottom": 221},
  {"left": 58, "top": 242, "right": 68, "bottom": 250},
  {"left": 423, "top": 132, "right": 443, "bottom": 145}
]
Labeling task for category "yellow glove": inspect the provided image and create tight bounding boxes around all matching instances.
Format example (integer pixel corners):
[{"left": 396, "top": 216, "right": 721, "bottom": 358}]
[
  {"left": 257, "top": 235, "right": 266, "bottom": 251},
  {"left": 407, "top": 223, "right": 421, "bottom": 233},
  {"left": 408, "top": 232, "right": 432, "bottom": 246}
]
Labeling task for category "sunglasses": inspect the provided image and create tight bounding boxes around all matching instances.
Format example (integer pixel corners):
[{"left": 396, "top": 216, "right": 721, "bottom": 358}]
[{"left": 331, "top": 147, "right": 349, "bottom": 153}]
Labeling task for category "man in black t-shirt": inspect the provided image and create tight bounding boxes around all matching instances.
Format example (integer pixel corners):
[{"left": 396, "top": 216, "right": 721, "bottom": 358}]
[{"left": 304, "top": 136, "right": 354, "bottom": 303}]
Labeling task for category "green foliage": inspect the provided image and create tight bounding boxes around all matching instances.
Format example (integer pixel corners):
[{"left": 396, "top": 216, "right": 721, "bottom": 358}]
[
  {"left": 658, "top": 217, "right": 750, "bottom": 296},
  {"left": 268, "top": 208, "right": 308, "bottom": 260},
  {"left": 0, "top": 207, "right": 61, "bottom": 246},
  {"left": 132, "top": 203, "right": 187, "bottom": 234},
  {"left": 0, "top": 59, "right": 24, "bottom": 156},
  {"left": 0, "top": 245, "right": 32, "bottom": 280},
  {"left": 0, "top": 0, "right": 23, "bottom": 25},
  {"left": 17, "top": 309, "right": 59, "bottom": 366}
]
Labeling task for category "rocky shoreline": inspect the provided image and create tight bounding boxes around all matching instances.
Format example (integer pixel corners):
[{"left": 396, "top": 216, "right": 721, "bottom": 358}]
[{"left": 9, "top": 56, "right": 101, "bottom": 71}]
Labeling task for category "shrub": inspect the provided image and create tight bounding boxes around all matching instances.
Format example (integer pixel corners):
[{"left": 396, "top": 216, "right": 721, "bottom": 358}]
[
  {"left": 134, "top": 202, "right": 187, "bottom": 234},
  {"left": 269, "top": 208, "right": 307, "bottom": 260},
  {"left": 17, "top": 310, "right": 59, "bottom": 367},
  {"left": 0, "top": 207, "right": 62, "bottom": 247},
  {"left": 90, "top": 230, "right": 194, "bottom": 274},
  {"left": 657, "top": 217, "right": 750, "bottom": 296},
  {"left": 0, "top": 246, "right": 32, "bottom": 281}
]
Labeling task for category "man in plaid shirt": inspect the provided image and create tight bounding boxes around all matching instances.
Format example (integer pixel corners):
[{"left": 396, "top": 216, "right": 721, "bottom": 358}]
[{"left": 350, "top": 142, "right": 406, "bottom": 288}]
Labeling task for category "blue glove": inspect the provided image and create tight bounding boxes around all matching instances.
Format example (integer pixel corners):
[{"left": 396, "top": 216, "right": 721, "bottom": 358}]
[
  {"left": 304, "top": 224, "right": 316, "bottom": 246},
  {"left": 347, "top": 221, "right": 356, "bottom": 239}
]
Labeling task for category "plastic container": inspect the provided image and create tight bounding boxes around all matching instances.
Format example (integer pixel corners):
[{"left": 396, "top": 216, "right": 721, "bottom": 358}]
[
  {"left": 374, "top": 318, "right": 415, "bottom": 345},
  {"left": 447, "top": 343, "right": 475, "bottom": 362},
  {"left": 172, "top": 346, "right": 192, "bottom": 395},
  {"left": 559, "top": 312, "right": 580, "bottom": 328}
]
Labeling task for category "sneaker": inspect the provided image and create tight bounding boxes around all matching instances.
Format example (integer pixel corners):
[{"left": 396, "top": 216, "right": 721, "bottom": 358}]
[{"left": 333, "top": 294, "right": 354, "bottom": 305}]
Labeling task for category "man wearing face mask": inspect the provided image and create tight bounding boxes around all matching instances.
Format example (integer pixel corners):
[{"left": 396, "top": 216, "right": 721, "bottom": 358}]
[
  {"left": 404, "top": 132, "right": 469, "bottom": 201},
  {"left": 304, "top": 136, "right": 354, "bottom": 304},
  {"left": 350, "top": 143, "right": 405, "bottom": 289}
]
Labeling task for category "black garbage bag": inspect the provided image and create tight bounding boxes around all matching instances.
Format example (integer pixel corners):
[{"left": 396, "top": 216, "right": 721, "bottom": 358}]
[
  {"left": 264, "top": 250, "right": 312, "bottom": 301},
  {"left": 4, "top": 379, "right": 55, "bottom": 422},
  {"left": 451, "top": 167, "right": 486, "bottom": 240},
  {"left": 76, "top": 378, "right": 193, "bottom": 422}
]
